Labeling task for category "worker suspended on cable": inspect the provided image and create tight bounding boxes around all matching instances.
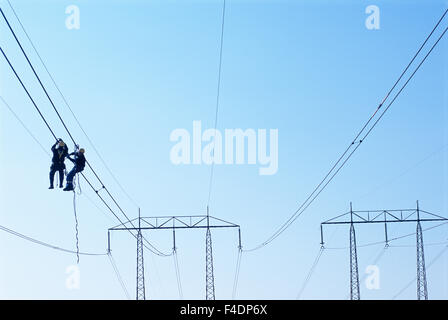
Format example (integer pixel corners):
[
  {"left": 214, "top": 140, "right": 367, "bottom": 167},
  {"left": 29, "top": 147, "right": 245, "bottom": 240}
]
[
  {"left": 63, "top": 147, "right": 86, "bottom": 192},
  {"left": 49, "top": 139, "right": 69, "bottom": 189}
]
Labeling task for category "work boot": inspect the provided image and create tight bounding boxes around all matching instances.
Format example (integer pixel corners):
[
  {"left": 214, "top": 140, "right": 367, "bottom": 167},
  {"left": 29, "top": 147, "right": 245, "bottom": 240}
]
[
  {"left": 63, "top": 184, "right": 74, "bottom": 191},
  {"left": 49, "top": 185, "right": 54, "bottom": 189}
]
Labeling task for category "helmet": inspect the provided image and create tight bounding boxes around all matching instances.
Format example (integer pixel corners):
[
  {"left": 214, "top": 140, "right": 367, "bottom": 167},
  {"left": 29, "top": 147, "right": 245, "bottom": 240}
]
[
  {"left": 58, "top": 141, "right": 65, "bottom": 147},
  {"left": 79, "top": 148, "right": 85, "bottom": 154}
]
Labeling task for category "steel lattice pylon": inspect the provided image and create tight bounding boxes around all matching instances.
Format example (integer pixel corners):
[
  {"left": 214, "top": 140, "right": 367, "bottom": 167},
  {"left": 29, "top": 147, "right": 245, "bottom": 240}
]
[
  {"left": 349, "top": 223, "right": 360, "bottom": 300},
  {"left": 321, "top": 201, "right": 447, "bottom": 300},
  {"left": 205, "top": 227, "right": 215, "bottom": 300},
  {"left": 108, "top": 210, "right": 240, "bottom": 300},
  {"left": 136, "top": 228, "right": 146, "bottom": 300},
  {"left": 416, "top": 221, "right": 428, "bottom": 300}
]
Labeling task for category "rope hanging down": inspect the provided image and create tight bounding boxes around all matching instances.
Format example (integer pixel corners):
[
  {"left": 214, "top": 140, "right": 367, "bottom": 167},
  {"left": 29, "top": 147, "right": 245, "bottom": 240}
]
[
  {"left": 244, "top": 10, "right": 448, "bottom": 252},
  {"left": 72, "top": 173, "right": 82, "bottom": 263},
  {"left": 392, "top": 244, "right": 448, "bottom": 299},
  {"left": 72, "top": 190, "right": 80, "bottom": 264}
]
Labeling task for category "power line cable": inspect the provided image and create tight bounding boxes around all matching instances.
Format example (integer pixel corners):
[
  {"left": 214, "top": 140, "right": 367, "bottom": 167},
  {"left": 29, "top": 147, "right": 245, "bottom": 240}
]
[
  {"left": 0, "top": 47, "right": 57, "bottom": 140},
  {"left": 232, "top": 248, "right": 242, "bottom": 299},
  {"left": 392, "top": 243, "right": 448, "bottom": 299},
  {"left": 356, "top": 143, "right": 448, "bottom": 200},
  {"left": 0, "top": 7, "right": 75, "bottom": 142},
  {"left": 207, "top": 0, "right": 227, "bottom": 207},
  {"left": 5, "top": 0, "right": 140, "bottom": 209},
  {"left": 108, "top": 252, "right": 131, "bottom": 300},
  {"left": 325, "top": 221, "right": 448, "bottom": 250},
  {"left": 0, "top": 10, "right": 171, "bottom": 257},
  {"left": 244, "top": 11, "right": 448, "bottom": 252},
  {"left": 389, "top": 241, "right": 448, "bottom": 248},
  {"left": 1, "top": 45, "right": 169, "bottom": 256},
  {"left": 0, "top": 95, "right": 50, "bottom": 156},
  {"left": 296, "top": 246, "right": 324, "bottom": 299},
  {"left": 173, "top": 250, "right": 183, "bottom": 299},
  {"left": 0, "top": 224, "right": 106, "bottom": 256},
  {"left": 2, "top": 94, "right": 119, "bottom": 228}
]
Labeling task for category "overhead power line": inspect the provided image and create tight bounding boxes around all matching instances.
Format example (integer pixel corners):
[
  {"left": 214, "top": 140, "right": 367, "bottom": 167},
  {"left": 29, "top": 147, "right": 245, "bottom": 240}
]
[
  {"left": 232, "top": 248, "right": 242, "bottom": 300},
  {"left": 173, "top": 250, "right": 184, "bottom": 299},
  {"left": 244, "top": 9, "right": 448, "bottom": 252},
  {"left": 0, "top": 224, "right": 106, "bottom": 256},
  {"left": 207, "top": 0, "right": 227, "bottom": 207},
  {"left": 0, "top": 7, "right": 171, "bottom": 257},
  {"left": 0, "top": 45, "right": 169, "bottom": 257},
  {"left": 392, "top": 244, "right": 448, "bottom": 299},
  {"left": 5, "top": 0, "right": 140, "bottom": 209},
  {"left": 0, "top": 96, "right": 50, "bottom": 156},
  {"left": 108, "top": 252, "right": 131, "bottom": 300},
  {"left": 296, "top": 246, "right": 324, "bottom": 299}
]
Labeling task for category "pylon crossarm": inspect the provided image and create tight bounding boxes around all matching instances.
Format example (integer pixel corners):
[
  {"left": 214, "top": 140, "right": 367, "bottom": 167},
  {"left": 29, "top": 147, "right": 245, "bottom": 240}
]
[
  {"left": 371, "top": 211, "right": 385, "bottom": 221},
  {"left": 191, "top": 216, "right": 208, "bottom": 227},
  {"left": 109, "top": 215, "right": 240, "bottom": 231},
  {"left": 419, "top": 210, "right": 448, "bottom": 220},
  {"left": 385, "top": 211, "right": 402, "bottom": 221},
  {"left": 109, "top": 217, "right": 139, "bottom": 230},
  {"left": 322, "top": 218, "right": 448, "bottom": 226},
  {"left": 352, "top": 212, "right": 368, "bottom": 222},
  {"left": 322, "top": 206, "right": 448, "bottom": 226},
  {"left": 322, "top": 211, "right": 350, "bottom": 224},
  {"left": 208, "top": 216, "right": 240, "bottom": 227},
  {"left": 403, "top": 210, "right": 418, "bottom": 221}
]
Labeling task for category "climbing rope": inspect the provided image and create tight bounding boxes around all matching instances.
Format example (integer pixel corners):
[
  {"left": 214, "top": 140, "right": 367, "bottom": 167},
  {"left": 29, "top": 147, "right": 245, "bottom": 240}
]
[{"left": 72, "top": 173, "right": 81, "bottom": 263}]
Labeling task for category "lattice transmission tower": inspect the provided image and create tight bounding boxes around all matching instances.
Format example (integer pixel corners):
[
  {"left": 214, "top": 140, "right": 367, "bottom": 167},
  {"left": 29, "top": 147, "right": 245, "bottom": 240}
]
[
  {"left": 108, "top": 208, "right": 241, "bottom": 300},
  {"left": 320, "top": 201, "right": 447, "bottom": 300}
]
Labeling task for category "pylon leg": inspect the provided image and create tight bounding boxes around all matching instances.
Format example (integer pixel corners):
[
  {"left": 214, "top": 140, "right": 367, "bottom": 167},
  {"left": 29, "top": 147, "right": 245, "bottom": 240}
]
[
  {"left": 416, "top": 221, "right": 428, "bottom": 300},
  {"left": 205, "top": 228, "right": 215, "bottom": 300},
  {"left": 136, "top": 229, "right": 146, "bottom": 300},
  {"left": 350, "top": 223, "right": 360, "bottom": 300}
]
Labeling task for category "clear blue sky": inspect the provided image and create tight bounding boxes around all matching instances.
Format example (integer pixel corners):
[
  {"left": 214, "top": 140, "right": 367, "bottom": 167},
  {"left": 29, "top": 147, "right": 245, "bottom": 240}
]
[{"left": 0, "top": 0, "right": 447, "bottom": 299}]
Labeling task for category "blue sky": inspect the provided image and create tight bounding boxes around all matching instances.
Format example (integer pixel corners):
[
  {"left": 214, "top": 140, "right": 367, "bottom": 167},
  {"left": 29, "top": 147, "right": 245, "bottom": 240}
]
[{"left": 0, "top": 0, "right": 447, "bottom": 299}]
